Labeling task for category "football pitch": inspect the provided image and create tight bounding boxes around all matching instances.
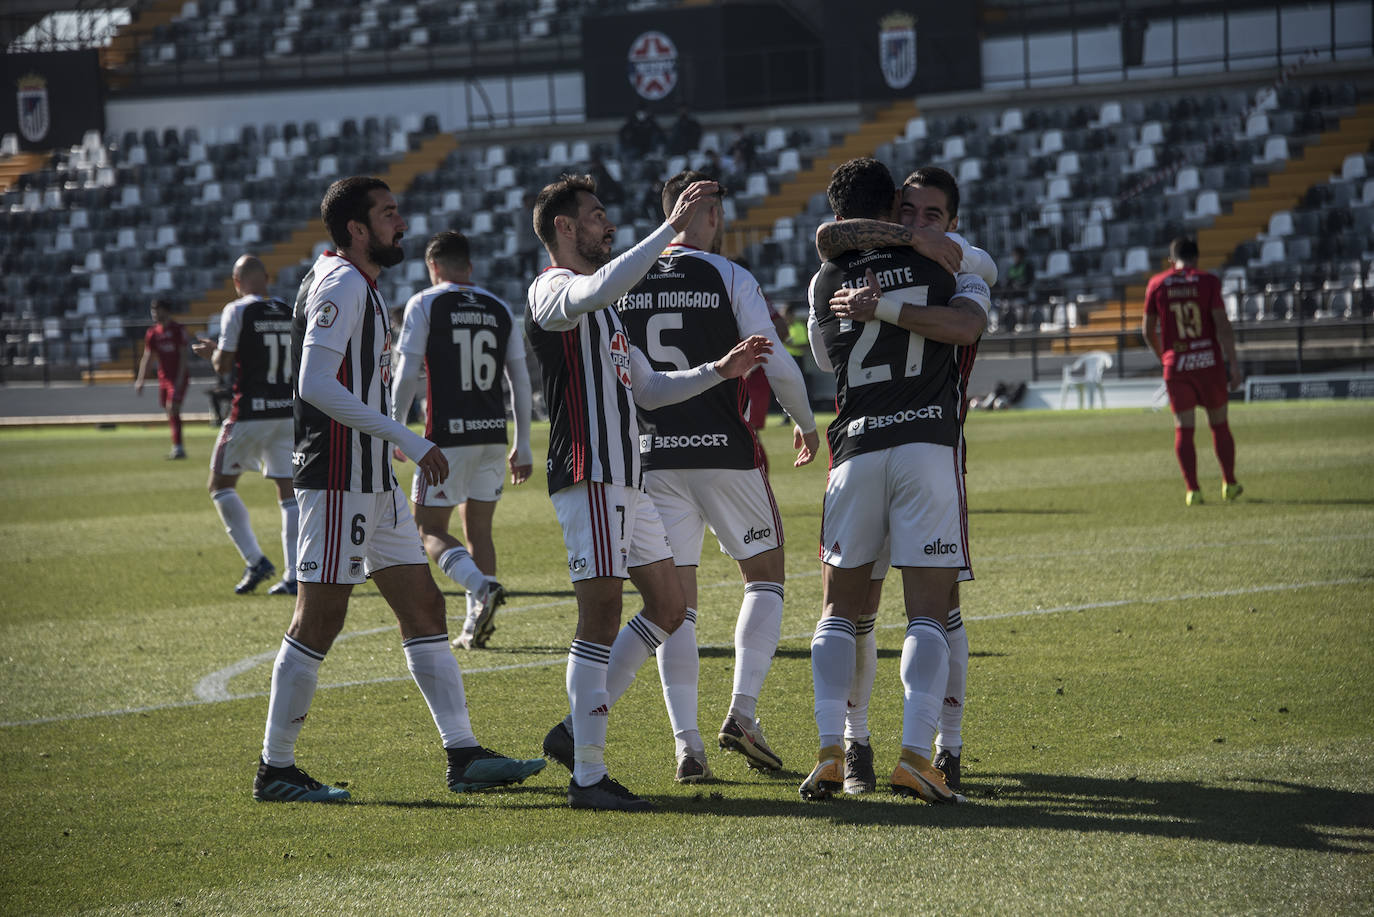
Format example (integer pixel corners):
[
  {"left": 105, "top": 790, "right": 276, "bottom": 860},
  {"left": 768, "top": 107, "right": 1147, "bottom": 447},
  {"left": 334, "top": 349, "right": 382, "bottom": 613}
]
[{"left": 1, "top": 400, "right": 1372, "bottom": 915}]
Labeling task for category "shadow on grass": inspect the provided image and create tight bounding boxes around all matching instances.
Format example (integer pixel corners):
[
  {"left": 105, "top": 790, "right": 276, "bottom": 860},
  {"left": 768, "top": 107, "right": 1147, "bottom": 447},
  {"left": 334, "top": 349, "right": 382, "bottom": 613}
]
[
  {"left": 969, "top": 507, "right": 1085, "bottom": 515},
  {"left": 360, "top": 785, "right": 570, "bottom": 811},
  {"left": 1239, "top": 498, "right": 1374, "bottom": 507},
  {"left": 439, "top": 588, "right": 578, "bottom": 600},
  {"left": 646, "top": 772, "right": 1374, "bottom": 852}
]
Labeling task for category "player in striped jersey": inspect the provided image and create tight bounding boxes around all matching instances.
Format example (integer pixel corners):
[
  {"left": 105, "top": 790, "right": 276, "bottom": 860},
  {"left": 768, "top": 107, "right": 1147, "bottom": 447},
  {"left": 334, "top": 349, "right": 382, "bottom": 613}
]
[
  {"left": 815, "top": 166, "right": 995, "bottom": 794},
  {"left": 617, "top": 170, "right": 821, "bottom": 783},
  {"left": 190, "top": 255, "right": 298, "bottom": 596},
  {"left": 255, "top": 177, "right": 544, "bottom": 804},
  {"left": 800, "top": 159, "right": 985, "bottom": 805},
  {"left": 526, "top": 174, "right": 772, "bottom": 811},
  {"left": 391, "top": 231, "right": 532, "bottom": 650}
]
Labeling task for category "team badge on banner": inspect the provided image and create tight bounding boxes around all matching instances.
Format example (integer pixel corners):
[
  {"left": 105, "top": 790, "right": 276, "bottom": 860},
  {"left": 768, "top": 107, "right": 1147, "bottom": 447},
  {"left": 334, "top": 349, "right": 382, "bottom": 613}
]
[
  {"left": 627, "top": 30, "right": 678, "bottom": 101},
  {"left": 16, "top": 73, "right": 50, "bottom": 144},
  {"left": 878, "top": 12, "right": 917, "bottom": 90}
]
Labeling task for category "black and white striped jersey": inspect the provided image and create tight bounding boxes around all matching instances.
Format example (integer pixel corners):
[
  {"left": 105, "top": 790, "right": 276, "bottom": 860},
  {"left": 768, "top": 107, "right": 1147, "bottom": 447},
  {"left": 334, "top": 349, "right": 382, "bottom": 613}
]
[
  {"left": 397, "top": 281, "right": 520, "bottom": 448},
  {"left": 291, "top": 251, "right": 397, "bottom": 493},
  {"left": 526, "top": 267, "right": 639, "bottom": 494},
  {"left": 218, "top": 294, "right": 294, "bottom": 422},
  {"left": 810, "top": 247, "right": 959, "bottom": 466},
  {"left": 617, "top": 244, "right": 761, "bottom": 471}
]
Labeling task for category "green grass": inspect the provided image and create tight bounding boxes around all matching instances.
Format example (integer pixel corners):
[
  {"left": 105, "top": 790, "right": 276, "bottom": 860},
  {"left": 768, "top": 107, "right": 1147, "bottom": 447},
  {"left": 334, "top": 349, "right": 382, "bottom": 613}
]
[{"left": 2, "top": 401, "right": 1372, "bottom": 915}]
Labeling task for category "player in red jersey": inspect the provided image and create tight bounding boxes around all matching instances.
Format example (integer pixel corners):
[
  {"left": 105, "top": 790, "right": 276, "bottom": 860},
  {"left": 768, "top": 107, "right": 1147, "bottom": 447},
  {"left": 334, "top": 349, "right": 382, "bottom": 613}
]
[
  {"left": 1143, "top": 237, "right": 1245, "bottom": 505},
  {"left": 135, "top": 298, "right": 191, "bottom": 459}
]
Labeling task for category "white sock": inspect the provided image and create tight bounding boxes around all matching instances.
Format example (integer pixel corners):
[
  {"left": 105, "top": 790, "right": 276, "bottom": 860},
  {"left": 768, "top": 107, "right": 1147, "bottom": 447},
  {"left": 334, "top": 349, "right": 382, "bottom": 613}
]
[
  {"left": 900, "top": 617, "right": 950, "bottom": 758},
  {"left": 261, "top": 635, "right": 323, "bottom": 766},
  {"left": 439, "top": 545, "right": 488, "bottom": 595},
  {"left": 729, "top": 581, "right": 783, "bottom": 723},
  {"left": 656, "top": 607, "right": 701, "bottom": 757},
  {"left": 567, "top": 640, "right": 611, "bottom": 786},
  {"left": 810, "top": 617, "right": 856, "bottom": 749},
  {"left": 845, "top": 613, "right": 878, "bottom": 742},
  {"left": 936, "top": 609, "right": 968, "bottom": 754},
  {"left": 606, "top": 611, "right": 669, "bottom": 705},
  {"left": 212, "top": 488, "right": 263, "bottom": 564},
  {"left": 464, "top": 591, "right": 478, "bottom": 622},
  {"left": 402, "top": 634, "right": 476, "bottom": 749},
  {"left": 279, "top": 495, "right": 299, "bottom": 582}
]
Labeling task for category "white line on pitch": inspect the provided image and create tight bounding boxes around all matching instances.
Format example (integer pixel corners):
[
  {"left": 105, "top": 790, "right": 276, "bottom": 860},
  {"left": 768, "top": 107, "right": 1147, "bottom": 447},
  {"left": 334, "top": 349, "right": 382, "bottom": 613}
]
[{"left": 1, "top": 576, "right": 1363, "bottom": 729}]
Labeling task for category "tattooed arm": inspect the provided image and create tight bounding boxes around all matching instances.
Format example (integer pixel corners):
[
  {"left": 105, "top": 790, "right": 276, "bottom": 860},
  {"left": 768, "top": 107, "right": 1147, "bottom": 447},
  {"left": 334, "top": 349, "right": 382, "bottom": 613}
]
[{"left": 814, "top": 220, "right": 962, "bottom": 273}]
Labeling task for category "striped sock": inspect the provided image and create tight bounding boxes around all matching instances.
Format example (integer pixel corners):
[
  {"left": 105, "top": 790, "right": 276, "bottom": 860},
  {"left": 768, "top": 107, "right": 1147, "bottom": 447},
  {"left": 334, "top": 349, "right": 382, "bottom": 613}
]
[
  {"left": 730, "top": 581, "right": 784, "bottom": 723},
  {"left": 567, "top": 639, "right": 611, "bottom": 787},
  {"left": 845, "top": 613, "right": 879, "bottom": 741},
  {"left": 811, "top": 616, "right": 857, "bottom": 749},
  {"left": 606, "top": 611, "right": 669, "bottom": 706},
  {"left": 261, "top": 635, "right": 323, "bottom": 767},
  {"left": 403, "top": 634, "right": 475, "bottom": 750},
  {"left": 656, "top": 607, "right": 701, "bottom": 757},
  {"left": 935, "top": 608, "right": 968, "bottom": 754},
  {"left": 900, "top": 617, "right": 950, "bottom": 757}
]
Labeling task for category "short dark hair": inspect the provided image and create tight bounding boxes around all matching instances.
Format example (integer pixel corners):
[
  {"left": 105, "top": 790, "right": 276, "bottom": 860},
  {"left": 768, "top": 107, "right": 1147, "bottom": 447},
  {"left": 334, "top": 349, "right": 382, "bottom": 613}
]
[
  {"left": 150, "top": 298, "right": 172, "bottom": 313},
  {"left": 827, "top": 157, "right": 895, "bottom": 221},
  {"left": 661, "top": 169, "right": 721, "bottom": 218},
  {"left": 1170, "top": 236, "right": 1200, "bottom": 263},
  {"left": 321, "top": 176, "right": 390, "bottom": 249},
  {"left": 425, "top": 231, "right": 471, "bottom": 271},
  {"left": 533, "top": 174, "right": 596, "bottom": 250},
  {"left": 904, "top": 166, "right": 960, "bottom": 220}
]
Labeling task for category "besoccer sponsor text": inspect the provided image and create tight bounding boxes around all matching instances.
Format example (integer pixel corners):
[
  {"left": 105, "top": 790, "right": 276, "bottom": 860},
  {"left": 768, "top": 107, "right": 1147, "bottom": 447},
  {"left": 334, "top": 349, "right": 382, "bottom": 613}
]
[
  {"left": 846, "top": 405, "right": 942, "bottom": 436},
  {"left": 448, "top": 417, "right": 506, "bottom": 434},
  {"left": 639, "top": 432, "right": 729, "bottom": 451}
]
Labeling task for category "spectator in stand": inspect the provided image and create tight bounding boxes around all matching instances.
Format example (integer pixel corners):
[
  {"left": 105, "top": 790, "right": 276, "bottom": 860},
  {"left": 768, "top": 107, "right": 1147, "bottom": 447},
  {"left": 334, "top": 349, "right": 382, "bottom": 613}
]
[
  {"left": 617, "top": 109, "right": 664, "bottom": 162},
  {"left": 700, "top": 149, "right": 725, "bottom": 182},
  {"left": 667, "top": 106, "right": 703, "bottom": 156},
  {"left": 727, "top": 125, "right": 758, "bottom": 177},
  {"left": 638, "top": 179, "right": 666, "bottom": 224},
  {"left": 1002, "top": 245, "right": 1036, "bottom": 329},
  {"left": 587, "top": 154, "right": 625, "bottom": 207}
]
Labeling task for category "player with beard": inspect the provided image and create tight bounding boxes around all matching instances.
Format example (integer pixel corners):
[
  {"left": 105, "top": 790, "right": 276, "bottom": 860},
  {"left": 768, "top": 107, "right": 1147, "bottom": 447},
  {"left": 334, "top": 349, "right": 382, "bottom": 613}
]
[
  {"left": 526, "top": 174, "right": 773, "bottom": 811},
  {"left": 254, "top": 177, "right": 545, "bottom": 803}
]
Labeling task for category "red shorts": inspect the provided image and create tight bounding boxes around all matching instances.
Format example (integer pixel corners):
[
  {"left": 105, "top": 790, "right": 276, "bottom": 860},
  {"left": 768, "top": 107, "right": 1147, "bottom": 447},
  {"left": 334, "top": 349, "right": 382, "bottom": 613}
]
[
  {"left": 158, "top": 379, "right": 186, "bottom": 409},
  {"left": 1165, "top": 368, "right": 1228, "bottom": 412},
  {"left": 744, "top": 370, "right": 770, "bottom": 430}
]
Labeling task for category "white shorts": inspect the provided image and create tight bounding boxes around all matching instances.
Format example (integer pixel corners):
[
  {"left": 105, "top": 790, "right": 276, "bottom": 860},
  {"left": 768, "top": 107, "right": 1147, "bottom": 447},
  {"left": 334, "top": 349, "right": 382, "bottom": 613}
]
[
  {"left": 871, "top": 541, "right": 974, "bottom": 582},
  {"left": 644, "top": 467, "right": 782, "bottom": 566},
  {"left": 296, "top": 488, "right": 427, "bottom": 585},
  {"left": 412, "top": 442, "right": 506, "bottom": 507},
  {"left": 821, "top": 441, "right": 969, "bottom": 570},
  {"left": 551, "top": 481, "right": 673, "bottom": 582},
  {"left": 211, "top": 417, "right": 293, "bottom": 478}
]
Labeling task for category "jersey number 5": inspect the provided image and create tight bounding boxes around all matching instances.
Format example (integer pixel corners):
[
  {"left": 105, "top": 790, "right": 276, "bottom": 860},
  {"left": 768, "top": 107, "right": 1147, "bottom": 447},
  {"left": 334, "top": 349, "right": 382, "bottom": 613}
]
[{"left": 451, "top": 328, "right": 499, "bottom": 391}]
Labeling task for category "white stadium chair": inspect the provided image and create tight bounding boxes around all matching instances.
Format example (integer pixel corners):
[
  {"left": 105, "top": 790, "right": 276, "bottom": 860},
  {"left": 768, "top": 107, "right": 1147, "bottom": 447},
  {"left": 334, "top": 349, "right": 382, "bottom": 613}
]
[
  {"left": 1036, "top": 129, "right": 1064, "bottom": 156},
  {"left": 1043, "top": 250, "right": 1071, "bottom": 278},
  {"left": 569, "top": 140, "right": 590, "bottom": 162},
  {"left": 1244, "top": 112, "right": 1270, "bottom": 139},
  {"left": 1139, "top": 121, "right": 1164, "bottom": 145},
  {"left": 994, "top": 108, "right": 1023, "bottom": 135},
  {"left": 941, "top": 136, "right": 966, "bottom": 161},
  {"left": 764, "top": 128, "right": 787, "bottom": 152},
  {"left": 1256, "top": 136, "right": 1289, "bottom": 164},
  {"left": 1115, "top": 246, "right": 1151, "bottom": 277},
  {"left": 441, "top": 190, "right": 463, "bottom": 212},
  {"left": 1342, "top": 154, "right": 1367, "bottom": 181},
  {"left": 485, "top": 145, "right": 507, "bottom": 168},
  {"left": 775, "top": 149, "right": 801, "bottom": 174},
  {"left": 1078, "top": 223, "right": 1104, "bottom": 249},
  {"left": 1264, "top": 211, "right": 1293, "bottom": 238},
  {"left": 745, "top": 173, "right": 769, "bottom": 198},
  {"left": 1188, "top": 190, "right": 1221, "bottom": 220},
  {"left": 407, "top": 214, "right": 429, "bottom": 237},
  {"left": 1094, "top": 101, "right": 1122, "bottom": 127},
  {"left": 957, "top": 158, "right": 982, "bottom": 184},
  {"left": 1054, "top": 152, "right": 1080, "bottom": 177},
  {"left": 1173, "top": 166, "right": 1200, "bottom": 193},
  {"left": 471, "top": 211, "right": 494, "bottom": 234},
  {"left": 903, "top": 117, "right": 927, "bottom": 141}
]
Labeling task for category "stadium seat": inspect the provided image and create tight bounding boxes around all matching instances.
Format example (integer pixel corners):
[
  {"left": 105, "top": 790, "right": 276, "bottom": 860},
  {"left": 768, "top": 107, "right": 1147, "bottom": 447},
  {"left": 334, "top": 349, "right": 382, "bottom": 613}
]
[
  {"left": 771, "top": 264, "right": 798, "bottom": 292},
  {"left": 904, "top": 117, "right": 927, "bottom": 141},
  {"left": 957, "top": 158, "right": 982, "bottom": 184},
  {"left": 1035, "top": 129, "right": 1064, "bottom": 157},
  {"left": 1187, "top": 190, "right": 1221, "bottom": 221},
  {"left": 764, "top": 128, "right": 787, "bottom": 152},
  {"left": 1253, "top": 239, "right": 1286, "bottom": 267},
  {"left": 1078, "top": 223, "right": 1105, "bottom": 249},
  {"left": 1093, "top": 102, "right": 1122, "bottom": 127},
  {"left": 1043, "top": 250, "right": 1071, "bottom": 277},
  {"left": 1115, "top": 246, "right": 1151, "bottom": 277},
  {"left": 942, "top": 136, "right": 966, "bottom": 161},
  {"left": 1054, "top": 152, "right": 1080, "bottom": 177},
  {"left": 1173, "top": 166, "right": 1200, "bottom": 193},
  {"left": 1341, "top": 154, "right": 1367, "bottom": 181},
  {"left": 1243, "top": 112, "right": 1270, "bottom": 139},
  {"left": 775, "top": 149, "right": 801, "bottom": 175},
  {"left": 1256, "top": 136, "right": 1290, "bottom": 164},
  {"left": 1264, "top": 211, "right": 1294, "bottom": 238},
  {"left": 993, "top": 108, "right": 1023, "bottom": 135}
]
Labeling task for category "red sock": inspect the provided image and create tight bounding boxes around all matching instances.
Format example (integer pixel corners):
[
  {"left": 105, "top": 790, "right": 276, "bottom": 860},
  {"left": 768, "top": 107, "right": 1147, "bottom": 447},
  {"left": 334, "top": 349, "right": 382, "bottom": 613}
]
[
  {"left": 1210, "top": 422, "right": 1236, "bottom": 484},
  {"left": 1174, "top": 426, "right": 1199, "bottom": 491},
  {"left": 169, "top": 415, "right": 184, "bottom": 447}
]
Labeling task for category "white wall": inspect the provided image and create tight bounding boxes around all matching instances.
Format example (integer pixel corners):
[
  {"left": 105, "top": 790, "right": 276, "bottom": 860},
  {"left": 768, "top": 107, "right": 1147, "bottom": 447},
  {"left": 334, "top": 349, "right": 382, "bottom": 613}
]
[{"left": 105, "top": 71, "right": 584, "bottom": 139}]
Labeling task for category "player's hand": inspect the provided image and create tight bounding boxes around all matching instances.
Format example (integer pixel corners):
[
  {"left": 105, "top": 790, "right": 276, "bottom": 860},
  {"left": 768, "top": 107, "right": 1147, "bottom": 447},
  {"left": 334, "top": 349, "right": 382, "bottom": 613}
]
[
  {"left": 1229, "top": 364, "right": 1245, "bottom": 391},
  {"left": 393, "top": 446, "right": 408, "bottom": 463},
  {"left": 666, "top": 180, "right": 719, "bottom": 232},
  {"left": 134, "top": 381, "right": 144, "bottom": 395},
  {"left": 714, "top": 334, "right": 771, "bottom": 379},
  {"left": 415, "top": 444, "right": 448, "bottom": 486},
  {"left": 793, "top": 425, "right": 820, "bottom": 467},
  {"left": 191, "top": 337, "right": 214, "bottom": 360},
  {"left": 509, "top": 447, "right": 531, "bottom": 485},
  {"left": 911, "top": 228, "right": 963, "bottom": 274},
  {"left": 829, "top": 268, "right": 881, "bottom": 322}
]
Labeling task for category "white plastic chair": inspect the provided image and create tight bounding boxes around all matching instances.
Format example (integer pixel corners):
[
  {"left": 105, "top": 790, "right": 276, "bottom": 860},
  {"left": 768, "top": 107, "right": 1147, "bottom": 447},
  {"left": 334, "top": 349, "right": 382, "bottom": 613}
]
[{"left": 1060, "top": 350, "right": 1113, "bottom": 409}]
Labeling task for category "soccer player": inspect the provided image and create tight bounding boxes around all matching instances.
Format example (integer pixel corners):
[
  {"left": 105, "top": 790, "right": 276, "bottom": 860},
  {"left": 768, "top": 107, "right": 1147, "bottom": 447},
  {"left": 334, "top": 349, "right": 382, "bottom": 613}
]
[
  {"left": 617, "top": 170, "right": 820, "bottom": 782},
  {"left": 1143, "top": 237, "right": 1245, "bottom": 505},
  {"left": 525, "top": 173, "right": 771, "bottom": 811},
  {"left": 254, "top": 176, "right": 544, "bottom": 803},
  {"left": 390, "top": 231, "right": 532, "bottom": 650},
  {"left": 814, "top": 166, "right": 995, "bottom": 794},
  {"left": 801, "top": 158, "right": 984, "bottom": 805},
  {"left": 190, "top": 255, "right": 298, "bottom": 596},
  {"left": 134, "top": 298, "right": 190, "bottom": 459}
]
